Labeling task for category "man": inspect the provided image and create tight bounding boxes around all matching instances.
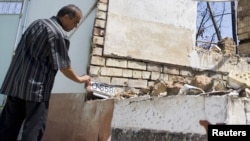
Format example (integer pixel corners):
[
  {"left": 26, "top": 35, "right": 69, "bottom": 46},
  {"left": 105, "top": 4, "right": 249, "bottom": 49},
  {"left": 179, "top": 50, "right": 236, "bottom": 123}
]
[{"left": 0, "top": 4, "right": 91, "bottom": 141}]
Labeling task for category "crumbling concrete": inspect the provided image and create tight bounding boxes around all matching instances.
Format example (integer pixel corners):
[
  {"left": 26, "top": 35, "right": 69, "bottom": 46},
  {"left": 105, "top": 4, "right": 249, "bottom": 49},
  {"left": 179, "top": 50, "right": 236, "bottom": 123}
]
[{"left": 41, "top": 93, "right": 250, "bottom": 141}]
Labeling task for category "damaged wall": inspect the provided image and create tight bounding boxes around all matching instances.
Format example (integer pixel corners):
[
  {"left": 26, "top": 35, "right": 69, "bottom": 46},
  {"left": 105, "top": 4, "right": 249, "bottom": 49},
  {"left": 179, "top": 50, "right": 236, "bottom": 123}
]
[
  {"left": 42, "top": 0, "right": 250, "bottom": 140},
  {"left": 104, "top": 0, "right": 196, "bottom": 66},
  {"left": 89, "top": 0, "right": 196, "bottom": 91},
  {"left": 90, "top": 0, "right": 250, "bottom": 93},
  {"left": 42, "top": 94, "right": 250, "bottom": 141},
  {"left": 90, "top": 0, "right": 197, "bottom": 90},
  {"left": 110, "top": 95, "right": 250, "bottom": 141},
  {"left": 112, "top": 95, "right": 227, "bottom": 135}
]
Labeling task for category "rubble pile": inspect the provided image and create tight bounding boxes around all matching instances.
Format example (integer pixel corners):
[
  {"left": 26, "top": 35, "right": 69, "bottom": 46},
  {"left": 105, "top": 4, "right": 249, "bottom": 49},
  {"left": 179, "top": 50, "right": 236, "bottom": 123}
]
[
  {"left": 113, "top": 71, "right": 250, "bottom": 100},
  {"left": 87, "top": 70, "right": 250, "bottom": 100}
]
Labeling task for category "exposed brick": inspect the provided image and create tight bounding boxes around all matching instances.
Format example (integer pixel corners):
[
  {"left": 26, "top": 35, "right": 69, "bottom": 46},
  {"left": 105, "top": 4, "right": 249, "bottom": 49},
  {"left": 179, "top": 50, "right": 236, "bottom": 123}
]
[
  {"left": 96, "top": 10, "right": 106, "bottom": 20},
  {"left": 122, "top": 69, "right": 133, "bottom": 77},
  {"left": 238, "top": 33, "right": 249, "bottom": 40},
  {"left": 142, "top": 71, "right": 151, "bottom": 79},
  {"left": 238, "top": 43, "right": 250, "bottom": 56},
  {"left": 91, "top": 56, "right": 105, "bottom": 66},
  {"left": 151, "top": 71, "right": 161, "bottom": 80},
  {"left": 128, "top": 79, "right": 148, "bottom": 88},
  {"left": 93, "top": 28, "right": 105, "bottom": 36},
  {"left": 237, "top": 6, "right": 242, "bottom": 12},
  {"left": 243, "top": 16, "right": 250, "bottom": 23},
  {"left": 89, "top": 65, "right": 101, "bottom": 75},
  {"left": 238, "top": 27, "right": 244, "bottom": 34},
  {"left": 179, "top": 67, "right": 194, "bottom": 76},
  {"left": 163, "top": 65, "right": 179, "bottom": 75},
  {"left": 97, "top": 2, "right": 108, "bottom": 11},
  {"left": 92, "top": 47, "right": 103, "bottom": 56},
  {"left": 161, "top": 74, "right": 169, "bottom": 83},
  {"left": 101, "top": 67, "right": 123, "bottom": 76},
  {"left": 147, "top": 63, "right": 162, "bottom": 72},
  {"left": 239, "top": 0, "right": 248, "bottom": 6},
  {"left": 128, "top": 61, "right": 146, "bottom": 70},
  {"left": 132, "top": 70, "right": 142, "bottom": 79},
  {"left": 106, "top": 58, "right": 127, "bottom": 68},
  {"left": 168, "top": 75, "right": 179, "bottom": 82},
  {"left": 241, "top": 26, "right": 250, "bottom": 33},
  {"left": 93, "top": 36, "right": 104, "bottom": 45},
  {"left": 95, "top": 19, "right": 106, "bottom": 28},
  {"left": 148, "top": 81, "right": 155, "bottom": 87},
  {"left": 92, "top": 76, "right": 111, "bottom": 84},
  {"left": 111, "top": 77, "right": 128, "bottom": 86}
]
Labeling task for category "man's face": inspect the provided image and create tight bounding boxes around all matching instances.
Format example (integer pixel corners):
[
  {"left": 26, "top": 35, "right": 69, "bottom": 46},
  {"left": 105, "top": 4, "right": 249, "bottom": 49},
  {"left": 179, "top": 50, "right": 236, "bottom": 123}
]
[{"left": 62, "top": 11, "right": 82, "bottom": 32}]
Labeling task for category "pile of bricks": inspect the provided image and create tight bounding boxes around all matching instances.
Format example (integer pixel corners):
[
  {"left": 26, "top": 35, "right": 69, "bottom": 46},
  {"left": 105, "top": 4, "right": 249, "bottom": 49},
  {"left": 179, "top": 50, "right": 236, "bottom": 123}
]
[{"left": 217, "top": 37, "right": 236, "bottom": 56}]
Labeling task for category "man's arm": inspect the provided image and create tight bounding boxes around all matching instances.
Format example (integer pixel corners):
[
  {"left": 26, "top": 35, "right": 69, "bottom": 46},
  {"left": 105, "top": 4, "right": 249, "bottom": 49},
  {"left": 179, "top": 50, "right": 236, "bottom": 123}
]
[{"left": 60, "top": 66, "right": 91, "bottom": 83}]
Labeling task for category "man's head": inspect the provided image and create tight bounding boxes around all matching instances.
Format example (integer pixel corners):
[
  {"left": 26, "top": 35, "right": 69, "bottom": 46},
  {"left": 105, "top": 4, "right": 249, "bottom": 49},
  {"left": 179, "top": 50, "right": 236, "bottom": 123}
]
[{"left": 57, "top": 4, "right": 82, "bottom": 32}]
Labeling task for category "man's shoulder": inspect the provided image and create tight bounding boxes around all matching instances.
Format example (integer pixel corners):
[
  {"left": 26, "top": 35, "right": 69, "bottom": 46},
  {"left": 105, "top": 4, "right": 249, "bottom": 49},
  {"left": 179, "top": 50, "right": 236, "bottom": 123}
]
[
  {"left": 31, "top": 18, "right": 59, "bottom": 30},
  {"left": 27, "top": 18, "right": 49, "bottom": 28},
  {"left": 41, "top": 17, "right": 66, "bottom": 37}
]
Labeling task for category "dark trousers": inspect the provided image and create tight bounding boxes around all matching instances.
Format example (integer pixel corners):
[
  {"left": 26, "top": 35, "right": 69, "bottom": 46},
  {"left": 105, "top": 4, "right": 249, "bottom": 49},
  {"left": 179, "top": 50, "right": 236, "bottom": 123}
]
[{"left": 0, "top": 96, "right": 49, "bottom": 141}]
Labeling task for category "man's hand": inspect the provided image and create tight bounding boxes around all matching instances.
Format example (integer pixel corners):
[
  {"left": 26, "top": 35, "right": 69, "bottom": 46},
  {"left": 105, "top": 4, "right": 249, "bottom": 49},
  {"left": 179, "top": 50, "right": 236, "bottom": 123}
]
[
  {"left": 79, "top": 74, "right": 91, "bottom": 84},
  {"left": 60, "top": 67, "right": 91, "bottom": 83}
]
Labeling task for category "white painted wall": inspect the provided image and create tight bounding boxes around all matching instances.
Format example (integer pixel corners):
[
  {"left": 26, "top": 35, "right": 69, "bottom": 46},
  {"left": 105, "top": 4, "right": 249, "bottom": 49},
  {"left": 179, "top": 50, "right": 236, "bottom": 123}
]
[
  {"left": 0, "top": 15, "right": 20, "bottom": 105},
  {"left": 104, "top": 0, "right": 197, "bottom": 66},
  {"left": 112, "top": 95, "right": 250, "bottom": 134}
]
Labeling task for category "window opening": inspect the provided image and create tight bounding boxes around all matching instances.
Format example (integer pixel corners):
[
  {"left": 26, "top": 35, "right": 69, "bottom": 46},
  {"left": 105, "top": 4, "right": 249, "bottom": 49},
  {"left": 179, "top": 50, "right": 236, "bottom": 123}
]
[
  {"left": 0, "top": 1, "right": 23, "bottom": 14},
  {"left": 196, "top": 1, "right": 237, "bottom": 49}
]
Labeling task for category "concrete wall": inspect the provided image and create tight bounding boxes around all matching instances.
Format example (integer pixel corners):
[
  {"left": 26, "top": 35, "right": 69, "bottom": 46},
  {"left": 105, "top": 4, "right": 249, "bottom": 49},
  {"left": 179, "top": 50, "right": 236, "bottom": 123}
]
[
  {"left": 104, "top": 0, "right": 196, "bottom": 66},
  {"left": 90, "top": 0, "right": 197, "bottom": 90},
  {"left": 89, "top": 0, "right": 250, "bottom": 93},
  {"left": 42, "top": 94, "right": 250, "bottom": 141},
  {"left": 111, "top": 96, "right": 250, "bottom": 140},
  {"left": 112, "top": 95, "right": 227, "bottom": 135}
]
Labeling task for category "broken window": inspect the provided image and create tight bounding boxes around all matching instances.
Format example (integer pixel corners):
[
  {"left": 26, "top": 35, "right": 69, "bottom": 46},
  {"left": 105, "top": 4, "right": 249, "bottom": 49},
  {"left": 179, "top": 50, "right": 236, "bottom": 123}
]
[{"left": 196, "top": 1, "right": 237, "bottom": 49}]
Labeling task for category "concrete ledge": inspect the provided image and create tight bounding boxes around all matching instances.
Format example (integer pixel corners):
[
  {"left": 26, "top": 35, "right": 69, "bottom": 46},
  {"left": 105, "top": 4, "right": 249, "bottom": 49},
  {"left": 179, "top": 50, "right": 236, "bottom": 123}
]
[
  {"left": 111, "top": 95, "right": 229, "bottom": 135},
  {"left": 41, "top": 93, "right": 250, "bottom": 141}
]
